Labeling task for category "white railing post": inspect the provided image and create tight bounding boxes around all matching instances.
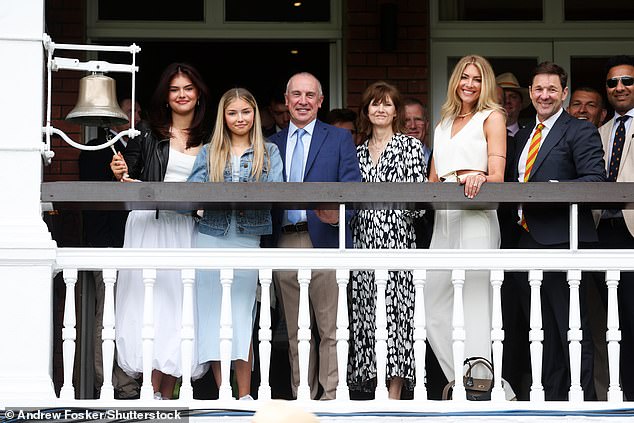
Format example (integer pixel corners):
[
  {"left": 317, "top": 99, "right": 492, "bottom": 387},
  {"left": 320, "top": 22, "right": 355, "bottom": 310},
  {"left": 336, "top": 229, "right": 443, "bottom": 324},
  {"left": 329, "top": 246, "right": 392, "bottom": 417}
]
[
  {"left": 179, "top": 268, "right": 195, "bottom": 400},
  {"left": 529, "top": 269, "right": 545, "bottom": 401},
  {"left": 258, "top": 268, "right": 273, "bottom": 400},
  {"left": 101, "top": 268, "right": 117, "bottom": 399},
  {"left": 297, "top": 268, "right": 312, "bottom": 400},
  {"left": 490, "top": 269, "right": 505, "bottom": 401},
  {"left": 141, "top": 268, "right": 156, "bottom": 400},
  {"left": 413, "top": 269, "right": 427, "bottom": 400},
  {"left": 60, "top": 268, "right": 78, "bottom": 400},
  {"left": 335, "top": 268, "right": 350, "bottom": 400},
  {"left": 451, "top": 269, "right": 466, "bottom": 402},
  {"left": 605, "top": 270, "right": 623, "bottom": 402},
  {"left": 375, "top": 269, "right": 389, "bottom": 400},
  {"left": 569, "top": 204, "right": 579, "bottom": 251},
  {"left": 219, "top": 268, "right": 234, "bottom": 400},
  {"left": 567, "top": 269, "right": 583, "bottom": 402}
]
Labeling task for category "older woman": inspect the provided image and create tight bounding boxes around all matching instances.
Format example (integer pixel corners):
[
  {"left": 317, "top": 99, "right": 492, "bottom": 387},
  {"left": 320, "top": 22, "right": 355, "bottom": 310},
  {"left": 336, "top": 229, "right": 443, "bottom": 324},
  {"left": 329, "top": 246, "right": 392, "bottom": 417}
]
[
  {"left": 424, "top": 55, "right": 506, "bottom": 398},
  {"left": 348, "top": 81, "right": 427, "bottom": 399}
]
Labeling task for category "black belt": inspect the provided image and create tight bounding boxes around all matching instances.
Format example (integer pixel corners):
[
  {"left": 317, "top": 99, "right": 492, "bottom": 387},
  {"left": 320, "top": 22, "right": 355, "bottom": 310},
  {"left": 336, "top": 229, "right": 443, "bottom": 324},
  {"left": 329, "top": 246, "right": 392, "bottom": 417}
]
[{"left": 282, "top": 222, "right": 308, "bottom": 233}]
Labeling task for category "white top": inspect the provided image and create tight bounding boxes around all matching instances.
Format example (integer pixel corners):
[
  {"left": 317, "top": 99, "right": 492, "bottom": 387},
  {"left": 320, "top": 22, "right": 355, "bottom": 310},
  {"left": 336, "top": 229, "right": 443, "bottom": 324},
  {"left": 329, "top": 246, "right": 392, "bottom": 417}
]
[
  {"left": 433, "top": 109, "right": 493, "bottom": 180},
  {"left": 164, "top": 148, "right": 196, "bottom": 182}
]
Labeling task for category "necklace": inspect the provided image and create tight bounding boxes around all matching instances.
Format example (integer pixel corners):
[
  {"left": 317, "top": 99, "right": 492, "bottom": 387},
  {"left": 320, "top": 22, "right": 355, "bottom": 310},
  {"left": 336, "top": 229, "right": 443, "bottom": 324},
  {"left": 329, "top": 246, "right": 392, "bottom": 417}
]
[{"left": 457, "top": 110, "right": 474, "bottom": 119}]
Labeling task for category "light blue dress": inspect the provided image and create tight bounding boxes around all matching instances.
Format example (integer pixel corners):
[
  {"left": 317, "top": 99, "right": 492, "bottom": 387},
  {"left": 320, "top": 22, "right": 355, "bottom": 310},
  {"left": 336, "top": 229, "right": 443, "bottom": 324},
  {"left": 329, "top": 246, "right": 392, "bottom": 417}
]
[{"left": 195, "top": 155, "right": 260, "bottom": 362}]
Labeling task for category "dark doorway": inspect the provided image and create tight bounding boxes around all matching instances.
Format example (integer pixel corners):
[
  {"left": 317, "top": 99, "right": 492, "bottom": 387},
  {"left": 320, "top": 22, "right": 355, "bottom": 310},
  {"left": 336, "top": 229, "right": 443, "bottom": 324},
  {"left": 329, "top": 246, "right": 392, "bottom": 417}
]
[{"left": 97, "top": 40, "right": 331, "bottom": 121}]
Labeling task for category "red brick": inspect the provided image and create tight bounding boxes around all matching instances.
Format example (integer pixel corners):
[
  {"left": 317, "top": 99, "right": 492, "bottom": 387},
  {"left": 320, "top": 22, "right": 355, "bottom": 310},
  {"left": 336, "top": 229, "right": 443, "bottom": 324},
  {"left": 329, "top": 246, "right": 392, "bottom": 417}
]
[
  {"left": 348, "top": 66, "right": 387, "bottom": 80},
  {"left": 347, "top": 53, "right": 367, "bottom": 66},
  {"left": 388, "top": 66, "right": 427, "bottom": 80}
]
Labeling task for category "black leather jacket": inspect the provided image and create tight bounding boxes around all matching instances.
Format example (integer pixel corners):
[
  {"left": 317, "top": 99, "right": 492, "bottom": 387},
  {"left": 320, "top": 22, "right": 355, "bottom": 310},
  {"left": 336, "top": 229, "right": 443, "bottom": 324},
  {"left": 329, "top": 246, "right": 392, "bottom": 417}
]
[{"left": 124, "top": 129, "right": 170, "bottom": 182}]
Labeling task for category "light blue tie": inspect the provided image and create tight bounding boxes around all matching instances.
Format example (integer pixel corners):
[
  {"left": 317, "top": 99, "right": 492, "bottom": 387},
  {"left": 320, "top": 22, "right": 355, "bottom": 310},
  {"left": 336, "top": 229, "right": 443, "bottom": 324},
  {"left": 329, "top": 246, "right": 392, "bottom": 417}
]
[{"left": 288, "top": 128, "right": 305, "bottom": 224}]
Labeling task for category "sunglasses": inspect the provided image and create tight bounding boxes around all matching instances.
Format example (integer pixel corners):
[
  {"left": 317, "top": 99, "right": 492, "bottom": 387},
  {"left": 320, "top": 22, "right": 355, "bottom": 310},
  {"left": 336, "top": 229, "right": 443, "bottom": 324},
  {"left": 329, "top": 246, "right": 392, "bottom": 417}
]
[{"left": 606, "top": 76, "right": 634, "bottom": 88}]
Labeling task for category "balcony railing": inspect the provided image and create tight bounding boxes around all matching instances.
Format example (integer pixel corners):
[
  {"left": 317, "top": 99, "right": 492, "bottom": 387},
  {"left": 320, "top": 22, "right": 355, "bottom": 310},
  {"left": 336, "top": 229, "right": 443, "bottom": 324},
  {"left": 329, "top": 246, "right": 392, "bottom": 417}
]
[{"left": 41, "top": 181, "right": 634, "bottom": 415}]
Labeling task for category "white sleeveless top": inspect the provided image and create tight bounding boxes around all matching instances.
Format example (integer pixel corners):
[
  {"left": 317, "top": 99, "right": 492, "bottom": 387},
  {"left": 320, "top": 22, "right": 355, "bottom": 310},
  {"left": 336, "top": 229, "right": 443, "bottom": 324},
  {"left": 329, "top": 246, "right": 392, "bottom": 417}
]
[
  {"left": 433, "top": 109, "right": 493, "bottom": 180},
  {"left": 164, "top": 148, "right": 196, "bottom": 182}
]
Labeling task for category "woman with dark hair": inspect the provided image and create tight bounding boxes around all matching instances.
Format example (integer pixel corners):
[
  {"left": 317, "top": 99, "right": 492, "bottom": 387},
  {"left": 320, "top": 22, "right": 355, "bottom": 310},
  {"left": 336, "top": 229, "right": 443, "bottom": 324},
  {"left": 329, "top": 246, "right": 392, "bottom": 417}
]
[
  {"left": 110, "top": 62, "right": 211, "bottom": 400},
  {"left": 188, "top": 87, "right": 282, "bottom": 400},
  {"left": 348, "top": 81, "right": 427, "bottom": 399}
]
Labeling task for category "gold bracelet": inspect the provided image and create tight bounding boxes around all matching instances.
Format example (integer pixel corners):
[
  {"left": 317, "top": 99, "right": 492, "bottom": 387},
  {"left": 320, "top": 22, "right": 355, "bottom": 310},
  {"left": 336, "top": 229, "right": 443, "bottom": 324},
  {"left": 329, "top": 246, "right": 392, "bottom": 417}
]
[{"left": 488, "top": 153, "right": 506, "bottom": 159}]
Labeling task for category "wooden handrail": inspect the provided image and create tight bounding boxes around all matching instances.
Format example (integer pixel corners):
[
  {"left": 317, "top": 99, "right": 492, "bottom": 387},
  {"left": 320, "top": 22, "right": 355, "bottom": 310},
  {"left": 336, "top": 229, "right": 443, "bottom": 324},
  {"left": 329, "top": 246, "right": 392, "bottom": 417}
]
[{"left": 41, "top": 181, "right": 634, "bottom": 211}]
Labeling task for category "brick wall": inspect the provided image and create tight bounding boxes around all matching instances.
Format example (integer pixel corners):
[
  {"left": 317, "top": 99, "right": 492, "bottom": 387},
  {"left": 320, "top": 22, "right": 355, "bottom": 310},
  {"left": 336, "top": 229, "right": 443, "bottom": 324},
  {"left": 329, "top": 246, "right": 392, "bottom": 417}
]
[
  {"left": 345, "top": 0, "right": 429, "bottom": 113},
  {"left": 44, "top": 0, "right": 86, "bottom": 183}
]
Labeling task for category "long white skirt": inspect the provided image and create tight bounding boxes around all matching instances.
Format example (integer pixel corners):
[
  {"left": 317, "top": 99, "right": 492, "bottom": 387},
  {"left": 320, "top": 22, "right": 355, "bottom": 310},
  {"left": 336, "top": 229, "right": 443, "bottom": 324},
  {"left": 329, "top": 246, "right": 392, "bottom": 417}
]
[
  {"left": 425, "top": 205, "right": 500, "bottom": 381},
  {"left": 115, "top": 210, "right": 207, "bottom": 379}
]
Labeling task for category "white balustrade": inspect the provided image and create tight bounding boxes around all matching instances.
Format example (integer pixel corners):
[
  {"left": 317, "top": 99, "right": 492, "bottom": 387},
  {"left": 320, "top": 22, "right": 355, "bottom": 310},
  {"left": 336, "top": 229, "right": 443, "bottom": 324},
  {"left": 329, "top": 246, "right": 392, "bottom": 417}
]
[
  {"left": 141, "top": 268, "right": 156, "bottom": 400},
  {"left": 218, "top": 268, "right": 234, "bottom": 400},
  {"left": 179, "top": 268, "right": 195, "bottom": 400},
  {"left": 258, "top": 269, "right": 273, "bottom": 400},
  {"left": 50, "top": 246, "right": 634, "bottom": 412},
  {"left": 606, "top": 270, "right": 622, "bottom": 402},
  {"left": 451, "top": 269, "right": 466, "bottom": 402},
  {"left": 101, "top": 268, "right": 117, "bottom": 399},
  {"left": 60, "top": 268, "right": 77, "bottom": 400},
  {"left": 375, "top": 269, "right": 389, "bottom": 400},
  {"left": 413, "top": 269, "right": 427, "bottom": 400},
  {"left": 567, "top": 270, "right": 583, "bottom": 402},
  {"left": 528, "top": 269, "right": 544, "bottom": 401},
  {"left": 490, "top": 269, "right": 504, "bottom": 401}
]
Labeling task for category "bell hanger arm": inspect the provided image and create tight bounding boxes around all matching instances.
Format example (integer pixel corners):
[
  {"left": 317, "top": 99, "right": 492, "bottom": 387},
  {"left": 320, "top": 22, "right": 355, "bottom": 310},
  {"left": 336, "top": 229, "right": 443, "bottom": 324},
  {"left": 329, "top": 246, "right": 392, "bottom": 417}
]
[{"left": 51, "top": 58, "right": 138, "bottom": 74}]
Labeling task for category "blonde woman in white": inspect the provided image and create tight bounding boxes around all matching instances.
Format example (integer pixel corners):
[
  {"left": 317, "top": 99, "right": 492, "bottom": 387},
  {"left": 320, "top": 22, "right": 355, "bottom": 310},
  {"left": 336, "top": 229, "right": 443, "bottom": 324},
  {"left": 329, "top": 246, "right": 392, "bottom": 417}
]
[{"left": 425, "top": 55, "right": 507, "bottom": 398}]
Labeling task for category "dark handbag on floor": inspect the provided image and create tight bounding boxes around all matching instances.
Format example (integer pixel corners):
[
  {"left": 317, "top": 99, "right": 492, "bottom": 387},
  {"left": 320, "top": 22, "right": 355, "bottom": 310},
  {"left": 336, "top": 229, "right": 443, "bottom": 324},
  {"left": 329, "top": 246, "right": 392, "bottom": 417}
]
[{"left": 441, "top": 356, "right": 494, "bottom": 401}]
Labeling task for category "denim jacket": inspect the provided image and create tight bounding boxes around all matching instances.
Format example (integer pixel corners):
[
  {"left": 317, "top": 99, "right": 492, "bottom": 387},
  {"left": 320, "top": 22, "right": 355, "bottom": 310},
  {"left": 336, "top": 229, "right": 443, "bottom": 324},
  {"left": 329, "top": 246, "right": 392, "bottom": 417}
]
[{"left": 187, "top": 141, "right": 283, "bottom": 236}]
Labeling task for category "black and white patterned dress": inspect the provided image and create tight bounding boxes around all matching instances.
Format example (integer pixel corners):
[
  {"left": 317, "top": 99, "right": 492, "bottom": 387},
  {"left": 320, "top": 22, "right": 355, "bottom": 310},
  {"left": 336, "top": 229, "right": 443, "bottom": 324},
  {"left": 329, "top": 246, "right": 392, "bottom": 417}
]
[{"left": 347, "top": 133, "right": 427, "bottom": 392}]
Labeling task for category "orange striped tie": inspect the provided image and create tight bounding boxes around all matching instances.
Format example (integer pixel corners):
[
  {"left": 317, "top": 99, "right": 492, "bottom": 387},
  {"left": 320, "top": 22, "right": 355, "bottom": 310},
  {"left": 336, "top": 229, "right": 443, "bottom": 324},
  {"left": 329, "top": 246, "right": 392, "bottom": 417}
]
[{"left": 521, "top": 123, "right": 544, "bottom": 231}]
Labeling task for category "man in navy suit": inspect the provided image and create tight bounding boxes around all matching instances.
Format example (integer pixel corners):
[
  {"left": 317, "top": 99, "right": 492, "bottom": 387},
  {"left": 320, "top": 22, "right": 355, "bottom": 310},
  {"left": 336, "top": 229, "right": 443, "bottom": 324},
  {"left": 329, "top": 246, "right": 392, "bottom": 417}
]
[
  {"left": 510, "top": 62, "right": 605, "bottom": 400},
  {"left": 268, "top": 72, "right": 361, "bottom": 400}
]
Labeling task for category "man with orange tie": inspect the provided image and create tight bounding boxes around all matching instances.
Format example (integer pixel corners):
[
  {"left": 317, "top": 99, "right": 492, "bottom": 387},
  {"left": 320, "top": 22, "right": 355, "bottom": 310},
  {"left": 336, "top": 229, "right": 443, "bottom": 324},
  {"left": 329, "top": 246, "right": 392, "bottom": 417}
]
[{"left": 510, "top": 62, "right": 605, "bottom": 400}]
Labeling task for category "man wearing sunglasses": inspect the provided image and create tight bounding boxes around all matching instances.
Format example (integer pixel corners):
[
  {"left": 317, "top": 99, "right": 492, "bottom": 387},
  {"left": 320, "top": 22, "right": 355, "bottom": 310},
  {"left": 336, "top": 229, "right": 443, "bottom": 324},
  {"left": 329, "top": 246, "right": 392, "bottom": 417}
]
[{"left": 596, "top": 55, "right": 634, "bottom": 400}]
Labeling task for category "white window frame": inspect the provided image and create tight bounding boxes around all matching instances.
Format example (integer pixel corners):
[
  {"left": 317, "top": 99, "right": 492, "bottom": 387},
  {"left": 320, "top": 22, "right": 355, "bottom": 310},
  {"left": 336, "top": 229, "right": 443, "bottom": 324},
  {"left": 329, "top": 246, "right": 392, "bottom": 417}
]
[
  {"left": 429, "top": 0, "right": 634, "bottom": 130},
  {"left": 85, "top": 0, "right": 344, "bottom": 107}
]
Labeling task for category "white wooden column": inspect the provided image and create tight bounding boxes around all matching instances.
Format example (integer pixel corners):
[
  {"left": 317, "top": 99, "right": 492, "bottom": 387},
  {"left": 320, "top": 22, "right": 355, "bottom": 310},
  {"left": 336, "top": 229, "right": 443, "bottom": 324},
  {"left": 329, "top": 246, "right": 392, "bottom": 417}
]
[
  {"left": 258, "top": 269, "right": 273, "bottom": 400},
  {"left": 179, "top": 268, "right": 195, "bottom": 400},
  {"left": 490, "top": 270, "right": 505, "bottom": 401},
  {"left": 605, "top": 270, "right": 623, "bottom": 402},
  {"left": 141, "top": 268, "right": 156, "bottom": 400},
  {"left": 567, "top": 269, "right": 583, "bottom": 402},
  {"left": 60, "top": 268, "right": 78, "bottom": 399},
  {"left": 451, "top": 269, "right": 466, "bottom": 402},
  {"left": 101, "top": 268, "right": 117, "bottom": 399},
  {"left": 297, "top": 268, "right": 312, "bottom": 400},
  {"left": 335, "top": 269, "right": 350, "bottom": 400},
  {"left": 0, "top": 0, "right": 57, "bottom": 400},
  {"left": 529, "top": 269, "right": 545, "bottom": 401},
  {"left": 413, "top": 269, "right": 427, "bottom": 400},
  {"left": 219, "top": 268, "right": 234, "bottom": 400},
  {"left": 375, "top": 269, "right": 389, "bottom": 400}
]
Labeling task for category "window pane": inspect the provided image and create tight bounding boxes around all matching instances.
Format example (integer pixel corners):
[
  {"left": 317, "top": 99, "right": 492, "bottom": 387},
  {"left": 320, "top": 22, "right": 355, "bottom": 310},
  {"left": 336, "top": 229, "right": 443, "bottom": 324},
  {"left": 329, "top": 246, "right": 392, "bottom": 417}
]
[
  {"left": 225, "top": 0, "right": 330, "bottom": 22},
  {"left": 565, "top": 0, "right": 634, "bottom": 21},
  {"left": 439, "top": 0, "right": 542, "bottom": 21},
  {"left": 98, "top": 0, "right": 205, "bottom": 21}
]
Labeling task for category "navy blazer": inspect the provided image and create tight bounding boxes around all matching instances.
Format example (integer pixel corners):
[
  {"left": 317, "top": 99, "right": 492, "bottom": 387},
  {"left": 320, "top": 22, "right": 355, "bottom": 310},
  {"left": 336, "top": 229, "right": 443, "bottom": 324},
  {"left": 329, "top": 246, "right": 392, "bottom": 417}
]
[
  {"left": 268, "top": 120, "right": 362, "bottom": 248},
  {"left": 512, "top": 110, "right": 606, "bottom": 245}
]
